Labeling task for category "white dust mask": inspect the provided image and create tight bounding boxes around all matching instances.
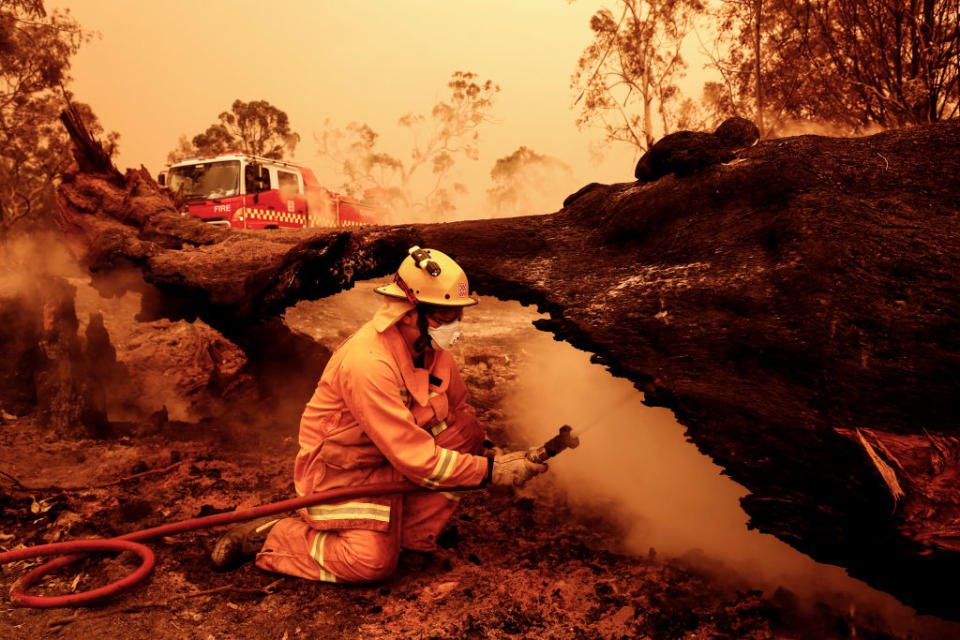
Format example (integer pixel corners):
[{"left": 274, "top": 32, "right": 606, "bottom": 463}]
[{"left": 428, "top": 319, "right": 461, "bottom": 350}]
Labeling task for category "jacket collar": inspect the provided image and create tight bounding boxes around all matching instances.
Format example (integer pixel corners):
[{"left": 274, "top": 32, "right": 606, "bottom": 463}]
[{"left": 381, "top": 324, "right": 430, "bottom": 406}]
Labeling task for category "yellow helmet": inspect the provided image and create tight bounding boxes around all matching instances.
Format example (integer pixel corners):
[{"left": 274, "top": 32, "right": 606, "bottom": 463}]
[{"left": 375, "top": 246, "right": 478, "bottom": 307}]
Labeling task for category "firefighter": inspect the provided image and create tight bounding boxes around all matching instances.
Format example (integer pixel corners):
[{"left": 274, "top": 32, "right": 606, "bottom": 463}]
[{"left": 212, "top": 246, "right": 548, "bottom": 581}]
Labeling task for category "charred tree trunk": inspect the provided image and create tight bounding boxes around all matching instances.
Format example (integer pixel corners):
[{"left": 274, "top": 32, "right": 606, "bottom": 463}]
[
  {"left": 32, "top": 276, "right": 110, "bottom": 438},
  {"left": 59, "top": 104, "right": 123, "bottom": 180}
]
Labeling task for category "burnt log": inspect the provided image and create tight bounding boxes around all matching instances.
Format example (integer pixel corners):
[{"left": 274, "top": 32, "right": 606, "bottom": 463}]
[
  {"left": 55, "top": 119, "right": 960, "bottom": 617},
  {"left": 634, "top": 116, "right": 760, "bottom": 182}
]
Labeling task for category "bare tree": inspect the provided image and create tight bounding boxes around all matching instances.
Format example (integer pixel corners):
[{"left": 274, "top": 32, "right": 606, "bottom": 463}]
[{"left": 571, "top": 0, "right": 705, "bottom": 155}]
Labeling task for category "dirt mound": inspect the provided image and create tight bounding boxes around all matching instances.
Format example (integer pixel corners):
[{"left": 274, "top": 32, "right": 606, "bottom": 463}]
[{"left": 117, "top": 317, "right": 253, "bottom": 421}]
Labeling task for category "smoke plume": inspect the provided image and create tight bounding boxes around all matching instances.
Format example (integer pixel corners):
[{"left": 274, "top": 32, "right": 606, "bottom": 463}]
[{"left": 489, "top": 298, "right": 956, "bottom": 638}]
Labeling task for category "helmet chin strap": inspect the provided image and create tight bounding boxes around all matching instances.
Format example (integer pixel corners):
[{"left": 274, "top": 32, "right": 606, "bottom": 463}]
[{"left": 413, "top": 305, "right": 432, "bottom": 368}]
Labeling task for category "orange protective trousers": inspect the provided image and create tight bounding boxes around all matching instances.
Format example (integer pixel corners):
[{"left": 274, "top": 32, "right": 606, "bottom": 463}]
[
  {"left": 255, "top": 423, "right": 476, "bottom": 583},
  {"left": 255, "top": 491, "right": 460, "bottom": 583}
]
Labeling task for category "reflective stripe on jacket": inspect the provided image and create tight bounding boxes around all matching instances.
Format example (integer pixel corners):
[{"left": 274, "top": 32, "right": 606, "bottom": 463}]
[{"left": 294, "top": 320, "right": 487, "bottom": 532}]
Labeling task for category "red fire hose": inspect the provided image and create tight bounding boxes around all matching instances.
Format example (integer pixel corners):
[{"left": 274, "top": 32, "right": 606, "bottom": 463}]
[{"left": 0, "top": 480, "right": 432, "bottom": 609}]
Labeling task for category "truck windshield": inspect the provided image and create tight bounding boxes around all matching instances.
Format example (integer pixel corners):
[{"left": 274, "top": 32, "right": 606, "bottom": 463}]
[{"left": 167, "top": 160, "right": 240, "bottom": 200}]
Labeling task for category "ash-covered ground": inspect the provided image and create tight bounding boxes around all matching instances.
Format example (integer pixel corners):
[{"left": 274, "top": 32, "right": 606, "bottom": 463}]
[{"left": 2, "top": 281, "right": 958, "bottom": 639}]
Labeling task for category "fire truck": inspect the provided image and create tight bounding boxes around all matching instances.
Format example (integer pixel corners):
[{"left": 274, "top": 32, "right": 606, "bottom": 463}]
[{"left": 159, "top": 152, "right": 383, "bottom": 229}]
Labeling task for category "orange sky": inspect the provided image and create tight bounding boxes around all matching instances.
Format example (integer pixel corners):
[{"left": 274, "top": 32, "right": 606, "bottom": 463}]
[{"left": 52, "top": 1, "right": 715, "bottom": 217}]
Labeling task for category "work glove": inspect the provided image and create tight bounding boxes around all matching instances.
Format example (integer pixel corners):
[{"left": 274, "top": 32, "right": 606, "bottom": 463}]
[{"left": 489, "top": 450, "right": 548, "bottom": 487}]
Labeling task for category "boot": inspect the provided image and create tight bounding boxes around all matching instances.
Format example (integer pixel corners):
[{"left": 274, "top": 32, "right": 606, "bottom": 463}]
[{"left": 211, "top": 516, "right": 281, "bottom": 571}]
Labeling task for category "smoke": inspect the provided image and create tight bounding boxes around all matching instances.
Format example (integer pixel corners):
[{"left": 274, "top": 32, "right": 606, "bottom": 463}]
[
  {"left": 4, "top": 232, "right": 194, "bottom": 422},
  {"left": 366, "top": 150, "right": 580, "bottom": 224},
  {"left": 486, "top": 298, "right": 958, "bottom": 638},
  {"left": 769, "top": 119, "right": 887, "bottom": 140},
  {"left": 484, "top": 146, "right": 580, "bottom": 219},
  {"left": 0, "top": 229, "right": 85, "bottom": 285},
  {"left": 2, "top": 228, "right": 335, "bottom": 450},
  {"left": 1, "top": 231, "right": 244, "bottom": 426},
  {"left": 505, "top": 330, "right": 808, "bottom": 569},
  {"left": 313, "top": 133, "right": 582, "bottom": 225},
  {"left": 0, "top": 232, "right": 83, "bottom": 418}
]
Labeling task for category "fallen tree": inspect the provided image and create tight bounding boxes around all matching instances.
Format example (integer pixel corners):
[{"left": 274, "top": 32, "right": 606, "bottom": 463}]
[{"left": 54, "top": 114, "right": 960, "bottom": 618}]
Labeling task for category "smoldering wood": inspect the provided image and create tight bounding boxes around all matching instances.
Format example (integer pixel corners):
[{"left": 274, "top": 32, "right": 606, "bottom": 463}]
[{"left": 53, "top": 117, "right": 960, "bottom": 618}]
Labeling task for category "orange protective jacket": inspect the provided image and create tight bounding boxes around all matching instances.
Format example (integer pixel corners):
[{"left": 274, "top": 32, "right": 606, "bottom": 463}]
[{"left": 293, "top": 305, "right": 488, "bottom": 533}]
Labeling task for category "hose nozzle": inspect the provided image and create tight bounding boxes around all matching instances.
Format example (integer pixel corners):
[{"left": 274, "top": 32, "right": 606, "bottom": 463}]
[{"left": 527, "top": 425, "right": 580, "bottom": 464}]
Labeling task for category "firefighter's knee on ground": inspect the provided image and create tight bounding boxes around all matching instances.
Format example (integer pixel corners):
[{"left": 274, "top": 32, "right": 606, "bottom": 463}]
[{"left": 336, "top": 529, "right": 399, "bottom": 582}]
